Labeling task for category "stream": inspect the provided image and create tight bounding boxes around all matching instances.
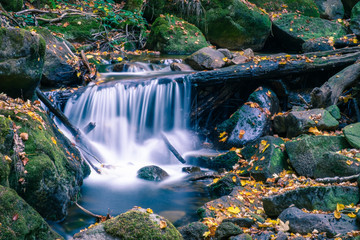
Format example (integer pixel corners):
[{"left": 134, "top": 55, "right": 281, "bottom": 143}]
[{"left": 49, "top": 60, "right": 214, "bottom": 239}]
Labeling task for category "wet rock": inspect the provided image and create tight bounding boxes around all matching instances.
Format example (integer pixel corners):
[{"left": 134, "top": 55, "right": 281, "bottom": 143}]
[
  {"left": 230, "top": 233, "right": 253, "bottom": 240},
  {"left": 0, "top": 185, "right": 62, "bottom": 240},
  {"left": 326, "top": 104, "right": 341, "bottom": 120},
  {"left": 279, "top": 207, "right": 359, "bottom": 237},
  {"left": 239, "top": 136, "right": 287, "bottom": 181},
  {"left": 170, "top": 62, "right": 194, "bottom": 72},
  {"left": 216, "top": 87, "right": 279, "bottom": 148},
  {"left": 351, "top": 2, "right": 360, "bottom": 37},
  {"left": 263, "top": 186, "right": 359, "bottom": 217},
  {"left": 251, "top": 231, "right": 275, "bottom": 240},
  {"left": 215, "top": 222, "right": 243, "bottom": 240},
  {"left": 35, "top": 27, "right": 82, "bottom": 88},
  {"left": 273, "top": 108, "right": 339, "bottom": 138},
  {"left": 182, "top": 166, "right": 201, "bottom": 174},
  {"left": 343, "top": 123, "right": 360, "bottom": 148},
  {"left": 302, "top": 37, "right": 334, "bottom": 52},
  {"left": 0, "top": 27, "right": 46, "bottom": 99},
  {"left": 208, "top": 173, "right": 241, "bottom": 197},
  {"left": 272, "top": 13, "right": 346, "bottom": 51},
  {"left": 112, "top": 62, "right": 150, "bottom": 72},
  {"left": 314, "top": 0, "right": 344, "bottom": 19},
  {"left": 223, "top": 218, "right": 255, "bottom": 228},
  {"left": 285, "top": 135, "right": 351, "bottom": 178},
  {"left": 188, "top": 151, "right": 240, "bottom": 171},
  {"left": 229, "top": 53, "right": 248, "bottom": 65},
  {"left": 137, "top": 165, "right": 169, "bottom": 182},
  {"left": 74, "top": 207, "right": 182, "bottom": 240},
  {"left": 178, "top": 222, "right": 208, "bottom": 240},
  {"left": 146, "top": 14, "right": 208, "bottom": 55},
  {"left": 185, "top": 47, "right": 226, "bottom": 70}
]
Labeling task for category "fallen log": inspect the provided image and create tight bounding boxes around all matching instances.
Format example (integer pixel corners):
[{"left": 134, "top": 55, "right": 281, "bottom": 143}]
[
  {"left": 315, "top": 174, "right": 360, "bottom": 183},
  {"left": 311, "top": 61, "right": 360, "bottom": 108},
  {"left": 161, "top": 132, "right": 186, "bottom": 164},
  {"left": 188, "top": 47, "right": 360, "bottom": 86}
]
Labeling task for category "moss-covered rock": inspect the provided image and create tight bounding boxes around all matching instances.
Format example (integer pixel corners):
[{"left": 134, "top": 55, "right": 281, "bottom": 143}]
[
  {"left": 0, "top": 185, "right": 62, "bottom": 240},
  {"left": 0, "top": 0, "right": 23, "bottom": 11},
  {"left": 273, "top": 13, "right": 346, "bottom": 51},
  {"left": 124, "top": 0, "right": 144, "bottom": 11},
  {"left": 137, "top": 165, "right": 169, "bottom": 182},
  {"left": 314, "top": 0, "right": 344, "bottom": 19},
  {"left": 0, "top": 27, "right": 46, "bottom": 99},
  {"left": 146, "top": 14, "right": 208, "bottom": 55},
  {"left": 326, "top": 104, "right": 341, "bottom": 120},
  {"left": 208, "top": 173, "right": 241, "bottom": 197},
  {"left": 215, "top": 222, "right": 243, "bottom": 240},
  {"left": 351, "top": 2, "right": 360, "bottom": 37},
  {"left": 178, "top": 222, "right": 208, "bottom": 240},
  {"left": 343, "top": 122, "right": 360, "bottom": 148},
  {"left": 192, "top": 151, "right": 240, "bottom": 171},
  {"left": 249, "top": 0, "right": 320, "bottom": 17}
]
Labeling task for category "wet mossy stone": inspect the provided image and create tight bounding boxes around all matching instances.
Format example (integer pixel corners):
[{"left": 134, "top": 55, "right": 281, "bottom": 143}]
[
  {"left": 273, "top": 13, "right": 346, "bottom": 51},
  {"left": 0, "top": 0, "right": 23, "bottom": 11},
  {"left": 44, "top": 16, "right": 101, "bottom": 42},
  {"left": 343, "top": 122, "right": 360, "bottom": 148},
  {"left": 0, "top": 154, "right": 11, "bottom": 187},
  {"left": 0, "top": 116, "right": 14, "bottom": 155},
  {"left": 103, "top": 208, "right": 183, "bottom": 240},
  {"left": 263, "top": 185, "right": 360, "bottom": 217},
  {"left": 240, "top": 136, "right": 288, "bottom": 181},
  {"left": 285, "top": 135, "right": 351, "bottom": 178},
  {"left": 146, "top": 15, "right": 209, "bottom": 55},
  {"left": 137, "top": 165, "right": 169, "bottom": 182},
  {"left": 314, "top": 0, "right": 344, "bottom": 19},
  {"left": 0, "top": 185, "right": 62, "bottom": 240},
  {"left": 248, "top": 0, "right": 320, "bottom": 17},
  {"left": 178, "top": 222, "right": 208, "bottom": 240},
  {"left": 208, "top": 173, "right": 241, "bottom": 197},
  {"left": 351, "top": 2, "right": 360, "bottom": 36},
  {"left": 326, "top": 104, "right": 341, "bottom": 120},
  {"left": 215, "top": 222, "right": 243, "bottom": 240},
  {"left": 0, "top": 27, "right": 46, "bottom": 99},
  {"left": 194, "top": 151, "right": 240, "bottom": 171}
]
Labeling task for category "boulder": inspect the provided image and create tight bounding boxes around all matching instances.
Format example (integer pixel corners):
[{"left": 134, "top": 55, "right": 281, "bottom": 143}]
[
  {"left": 215, "top": 87, "right": 279, "bottom": 148},
  {"left": 35, "top": 27, "right": 82, "bottom": 88},
  {"left": 170, "top": 62, "right": 194, "bottom": 72},
  {"left": 326, "top": 104, "right": 341, "bottom": 120},
  {"left": 188, "top": 151, "right": 240, "bottom": 171},
  {"left": 230, "top": 233, "right": 253, "bottom": 240},
  {"left": 185, "top": 47, "right": 226, "bottom": 70},
  {"left": 272, "top": 13, "right": 346, "bottom": 52},
  {"left": 273, "top": 108, "right": 339, "bottom": 138},
  {"left": 182, "top": 166, "right": 201, "bottom": 174},
  {"left": 239, "top": 136, "right": 287, "bottom": 181},
  {"left": 0, "top": 0, "right": 22, "bottom": 11},
  {"left": 208, "top": 173, "right": 241, "bottom": 197},
  {"left": 73, "top": 207, "right": 183, "bottom": 240},
  {"left": 0, "top": 101, "right": 90, "bottom": 221},
  {"left": 343, "top": 122, "right": 360, "bottom": 148},
  {"left": 351, "top": 2, "right": 360, "bottom": 36},
  {"left": 137, "top": 165, "right": 169, "bottom": 182},
  {"left": 279, "top": 207, "right": 359, "bottom": 237},
  {"left": 263, "top": 185, "right": 359, "bottom": 217},
  {"left": 178, "top": 222, "right": 208, "bottom": 240},
  {"left": 215, "top": 222, "right": 243, "bottom": 240},
  {"left": 222, "top": 218, "right": 255, "bottom": 228},
  {"left": 302, "top": 37, "right": 334, "bottom": 52},
  {"left": 146, "top": 15, "right": 208, "bottom": 55},
  {"left": 314, "top": 0, "right": 344, "bottom": 19},
  {"left": 285, "top": 135, "right": 351, "bottom": 178},
  {"left": 248, "top": 0, "right": 320, "bottom": 17},
  {"left": 0, "top": 185, "right": 62, "bottom": 240},
  {"left": 0, "top": 27, "right": 46, "bottom": 99}
]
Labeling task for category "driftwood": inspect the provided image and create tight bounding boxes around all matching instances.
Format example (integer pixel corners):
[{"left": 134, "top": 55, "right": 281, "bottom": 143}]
[
  {"left": 75, "top": 202, "right": 110, "bottom": 222},
  {"left": 161, "top": 132, "right": 186, "bottom": 164},
  {"left": 188, "top": 47, "right": 360, "bottom": 86},
  {"left": 311, "top": 60, "right": 360, "bottom": 108},
  {"left": 315, "top": 174, "right": 360, "bottom": 183},
  {"left": 36, "top": 88, "right": 103, "bottom": 173}
]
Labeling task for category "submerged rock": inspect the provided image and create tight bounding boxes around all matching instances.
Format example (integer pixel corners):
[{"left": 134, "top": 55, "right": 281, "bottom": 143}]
[
  {"left": 279, "top": 207, "right": 359, "bottom": 237},
  {"left": 343, "top": 123, "right": 360, "bottom": 148},
  {"left": 216, "top": 87, "right": 279, "bottom": 148},
  {"left": 178, "top": 222, "right": 208, "bottom": 240},
  {"left": 263, "top": 186, "right": 359, "bottom": 217},
  {"left": 137, "top": 165, "right": 169, "bottom": 182},
  {"left": 0, "top": 27, "right": 46, "bottom": 99},
  {"left": 146, "top": 14, "right": 208, "bottom": 55},
  {"left": 185, "top": 47, "right": 226, "bottom": 70},
  {"left": 0, "top": 185, "right": 62, "bottom": 240},
  {"left": 73, "top": 207, "right": 182, "bottom": 240}
]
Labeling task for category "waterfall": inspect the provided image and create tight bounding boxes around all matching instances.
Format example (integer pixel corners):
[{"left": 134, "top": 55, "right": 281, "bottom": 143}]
[{"left": 63, "top": 76, "right": 194, "bottom": 182}]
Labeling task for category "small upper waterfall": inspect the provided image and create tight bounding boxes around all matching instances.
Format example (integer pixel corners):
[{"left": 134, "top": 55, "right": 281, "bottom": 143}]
[{"left": 63, "top": 75, "right": 195, "bottom": 183}]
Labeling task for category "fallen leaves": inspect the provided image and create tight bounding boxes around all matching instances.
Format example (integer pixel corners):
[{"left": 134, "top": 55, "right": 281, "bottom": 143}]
[
  {"left": 308, "top": 127, "right": 322, "bottom": 135},
  {"left": 20, "top": 132, "right": 29, "bottom": 141}
]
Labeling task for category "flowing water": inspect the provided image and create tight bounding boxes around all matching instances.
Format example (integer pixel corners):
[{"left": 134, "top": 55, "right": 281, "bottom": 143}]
[{"left": 51, "top": 62, "right": 211, "bottom": 239}]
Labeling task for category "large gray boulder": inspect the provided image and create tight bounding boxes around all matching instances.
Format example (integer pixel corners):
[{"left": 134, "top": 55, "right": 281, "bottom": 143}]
[
  {"left": 0, "top": 27, "right": 46, "bottom": 99},
  {"left": 185, "top": 47, "right": 226, "bottom": 70},
  {"left": 314, "top": 0, "right": 344, "bottom": 19}
]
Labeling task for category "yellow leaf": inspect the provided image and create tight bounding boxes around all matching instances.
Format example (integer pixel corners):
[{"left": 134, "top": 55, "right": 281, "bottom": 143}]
[
  {"left": 289, "top": 28, "right": 293, "bottom": 31},
  {"left": 146, "top": 208, "right": 153, "bottom": 214},
  {"left": 51, "top": 137, "right": 57, "bottom": 145},
  {"left": 348, "top": 212, "right": 357, "bottom": 218},
  {"left": 262, "top": 144, "right": 270, "bottom": 153},
  {"left": 308, "top": 127, "right": 322, "bottom": 135},
  {"left": 53, "top": 44, "right": 56, "bottom": 48},
  {"left": 86, "top": 55, "right": 94, "bottom": 59},
  {"left": 222, "top": 57, "right": 228, "bottom": 62},
  {"left": 346, "top": 160, "right": 353, "bottom": 165},
  {"left": 203, "top": 231, "right": 211, "bottom": 238},
  {"left": 261, "top": 140, "right": 267, "bottom": 146},
  {"left": 159, "top": 220, "right": 167, "bottom": 229},
  {"left": 334, "top": 210, "right": 341, "bottom": 219},
  {"left": 219, "top": 136, "right": 228, "bottom": 143},
  {"left": 241, "top": 180, "right": 247, "bottom": 186},
  {"left": 213, "top": 178, "right": 219, "bottom": 184},
  {"left": 77, "top": 72, "right": 81, "bottom": 78},
  {"left": 232, "top": 176, "right": 237, "bottom": 182},
  {"left": 117, "top": 57, "right": 123, "bottom": 62},
  {"left": 336, "top": 203, "right": 345, "bottom": 212},
  {"left": 227, "top": 206, "right": 240, "bottom": 214},
  {"left": 219, "top": 131, "right": 227, "bottom": 138}
]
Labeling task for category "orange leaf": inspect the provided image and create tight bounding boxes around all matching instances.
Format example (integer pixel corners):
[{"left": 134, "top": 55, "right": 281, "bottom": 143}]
[
  {"left": 308, "top": 127, "right": 322, "bottom": 135},
  {"left": 334, "top": 210, "right": 341, "bottom": 219},
  {"left": 51, "top": 137, "right": 57, "bottom": 145},
  {"left": 160, "top": 220, "right": 167, "bottom": 229},
  {"left": 238, "top": 129, "right": 245, "bottom": 139}
]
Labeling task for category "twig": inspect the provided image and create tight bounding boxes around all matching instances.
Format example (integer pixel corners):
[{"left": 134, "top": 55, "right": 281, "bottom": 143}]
[
  {"left": 161, "top": 132, "right": 186, "bottom": 164},
  {"left": 315, "top": 174, "right": 360, "bottom": 183},
  {"left": 81, "top": 50, "right": 92, "bottom": 73},
  {"left": 75, "top": 202, "right": 104, "bottom": 219},
  {"left": 297, "top": 94, "right": 312, "bottom": 108}
]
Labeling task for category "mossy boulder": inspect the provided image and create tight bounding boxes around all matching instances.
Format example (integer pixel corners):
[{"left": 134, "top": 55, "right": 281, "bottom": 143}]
[
  {"left": 215, "top": 222, "right": 243, "bottom": 240},
  {"left": 249, "top": 0, "right": 320, "bottom": 17},
  {"left": 0, "top": 0, "right": 23, "bottom": 11},
  {"left": 124, "top": 0, "right": 144, "bottom": 11},
  {"left": 351, "top": 2, "right": 360, "bottom": 37},
  {"left": 240, "top": 136, "right": 288, "bottom": 181},
  {"left": 208, "top": 173, "right": 241, "bottom": 197},
  {"left": 0, "top": 104, "right": 90, "bottom": 221},
  {"left": 273, "top": 13, "right": 346, "bottom": 51},
  {"left": 178, "top": 222, "right": 208, "bottom": 240},
  {"left": 32, "top": 27, "right": 82, "bottom": 88},
  {"left": 0, "top": 27, "right": 46, "bottom": 99},
  {"left": 285, "top": 135, "right": 351, "bottom": 178},
  {"left": 137, "top": 165, "right": 169, "bottom": 182},
  {"left": 0, "top": 185, "right": 62, "bottom": 240},
  {"left": 44, "top": 16, "right": 101, "bottom": 42},
  {"left": 74, "top": 207, "right": 182, "bottom": 240},
  {"left": 263, "top": 185, "right": 360, "bottom": 217},
  {"left": 343, "top": 122, "right": 360, "bottom": 148},
  {"left": 146, "top": 15, "right": 208, "bottom": 55},
  {"left": 189, "top": 151, "right": 240, "bottom": 171}
]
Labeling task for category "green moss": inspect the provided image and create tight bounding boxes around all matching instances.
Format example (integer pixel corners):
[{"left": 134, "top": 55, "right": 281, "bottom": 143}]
[
  {"left": 125, "top": 0, "right": 144, "bottom": 11},
  {"left": 216, "top": 111, "right": 241, "bottom": 135},
  {"left": 0, "top": 116, "right": 13, "bottom": 155},
  {"left": 146, "top": 14, "right": 209, "bottom": 54},
  {"left": 104, "top": 209, "right": 182, "bottom": 240},
  {"left": 248, "top": 0, "right": 320, "bottom": 17}
]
